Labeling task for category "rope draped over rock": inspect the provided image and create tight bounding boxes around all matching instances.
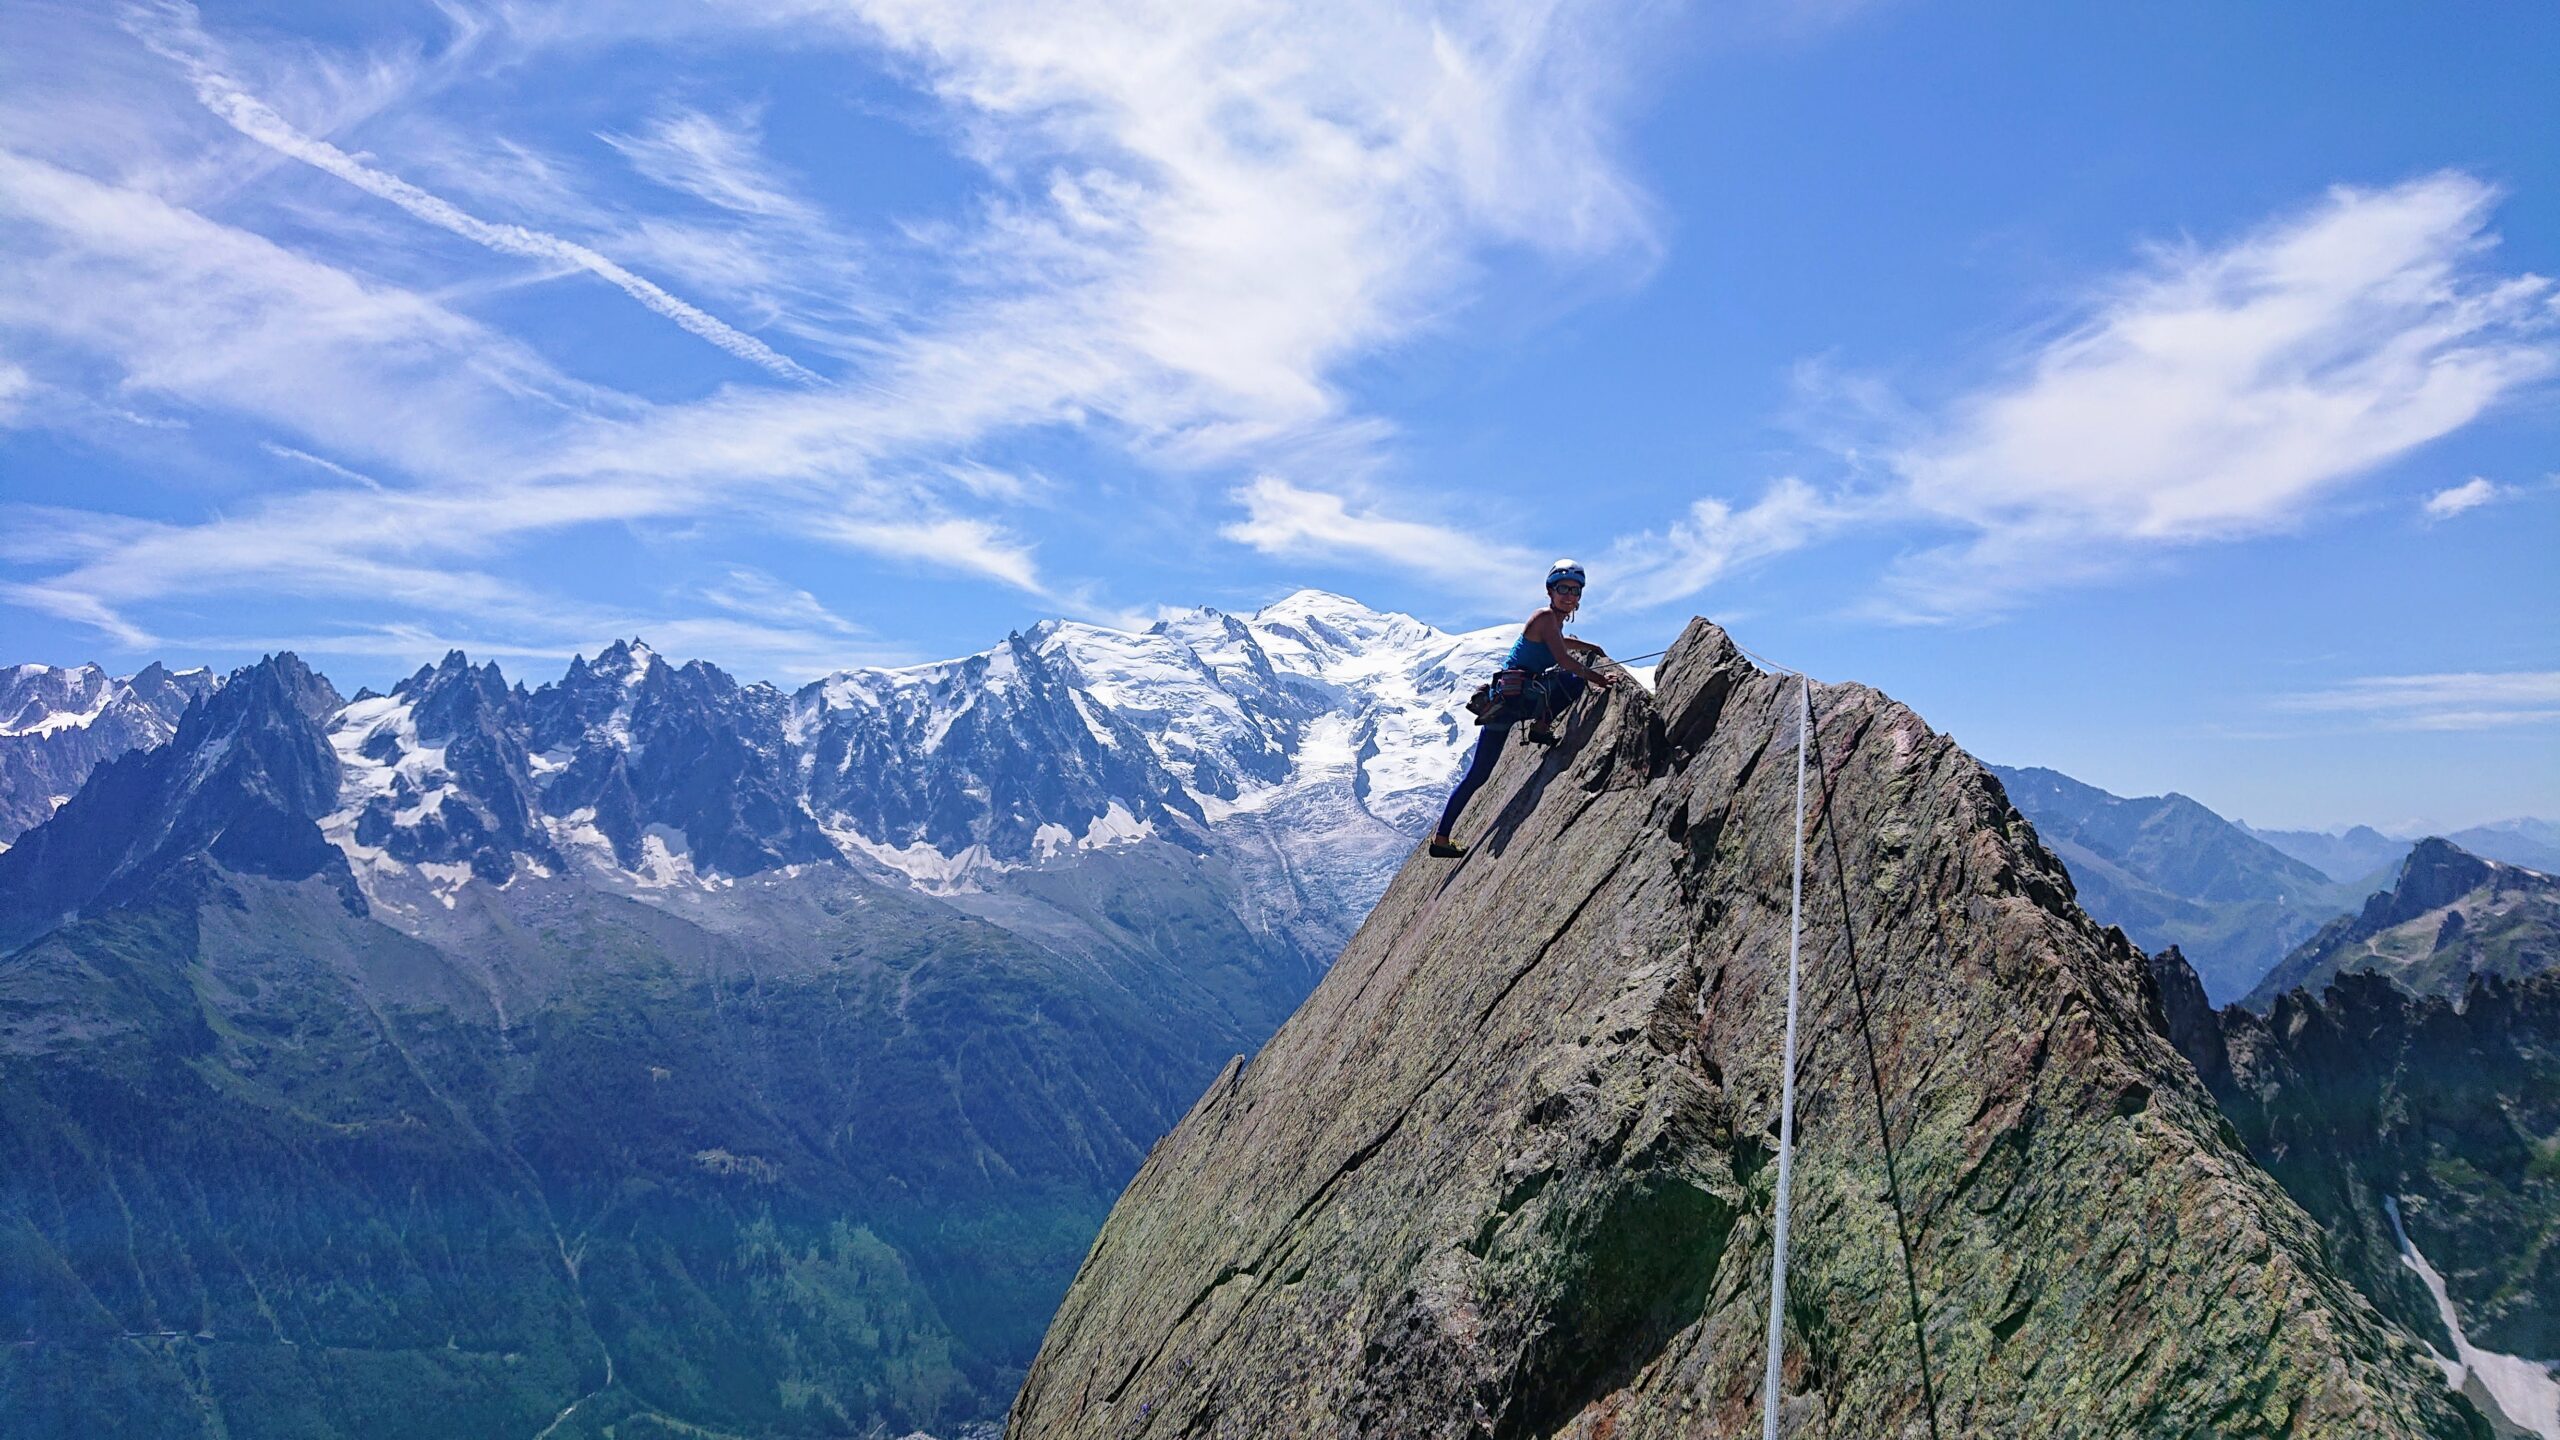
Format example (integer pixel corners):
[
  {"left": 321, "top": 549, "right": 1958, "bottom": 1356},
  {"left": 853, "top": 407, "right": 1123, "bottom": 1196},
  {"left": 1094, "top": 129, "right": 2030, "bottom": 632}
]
[
  {"left": 1761, "top": 674, "right": 1811, "bottom": 1439},
  {"left": 1752, "top": 654, "right": 1946, "bottom": 1440}
]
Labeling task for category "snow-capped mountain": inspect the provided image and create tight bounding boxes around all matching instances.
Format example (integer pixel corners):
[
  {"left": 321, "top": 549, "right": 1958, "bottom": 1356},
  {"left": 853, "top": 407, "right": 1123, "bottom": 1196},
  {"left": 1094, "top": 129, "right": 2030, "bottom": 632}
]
[
  {"left": 1, "top": 592, "right": 1528, "bottom": 966},
  {"left": 0, "top": 661, "right": 218, "bottom": 849},
  {"left": 0, "top": 593, "right": 1561, "bottom": 1438},
  {"left": 782, "top": 592, "right": 1513, "bottom": 950}
]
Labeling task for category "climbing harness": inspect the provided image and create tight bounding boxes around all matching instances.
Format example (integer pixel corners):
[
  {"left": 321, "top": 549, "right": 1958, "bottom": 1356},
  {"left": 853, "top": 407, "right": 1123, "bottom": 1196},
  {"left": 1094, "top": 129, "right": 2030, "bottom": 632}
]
[
  {"left": 1752, "top": 656, "right": 1946, "bottom": 1440},
  {"left": 1464, "top": 668, "right": 1538, "bottom": 723}
]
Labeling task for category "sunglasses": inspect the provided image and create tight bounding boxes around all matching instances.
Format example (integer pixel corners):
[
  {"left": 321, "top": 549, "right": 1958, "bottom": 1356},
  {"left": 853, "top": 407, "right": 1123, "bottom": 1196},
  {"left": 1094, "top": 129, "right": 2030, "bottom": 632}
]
[{"left": 1552, "top": 582, "right": 1585, "bottom": 594}]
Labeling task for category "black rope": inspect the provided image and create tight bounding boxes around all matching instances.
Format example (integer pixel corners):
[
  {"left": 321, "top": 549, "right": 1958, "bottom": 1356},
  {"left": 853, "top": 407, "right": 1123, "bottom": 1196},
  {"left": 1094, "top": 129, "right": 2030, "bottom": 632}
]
[{"left": 1799, "top": 684, "right": 1946, "bottom": 1440}]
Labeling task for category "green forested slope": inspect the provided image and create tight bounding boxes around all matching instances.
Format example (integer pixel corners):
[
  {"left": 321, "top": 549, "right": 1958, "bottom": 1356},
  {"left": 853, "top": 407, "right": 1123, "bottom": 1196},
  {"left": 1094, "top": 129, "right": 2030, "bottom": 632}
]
[{"left": 0, "top": 855, "right": 1274, "bottom": 1438}]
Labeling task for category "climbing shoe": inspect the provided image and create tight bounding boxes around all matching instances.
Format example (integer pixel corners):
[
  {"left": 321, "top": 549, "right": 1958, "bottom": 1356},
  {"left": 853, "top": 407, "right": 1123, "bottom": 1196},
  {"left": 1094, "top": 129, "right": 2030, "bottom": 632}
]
[
  {"left": 1525, "top": 722, "right": 1559, "bottom": 747},
  {"left": 1427, "top": 837, "right": 1465, "bottom": 859}
]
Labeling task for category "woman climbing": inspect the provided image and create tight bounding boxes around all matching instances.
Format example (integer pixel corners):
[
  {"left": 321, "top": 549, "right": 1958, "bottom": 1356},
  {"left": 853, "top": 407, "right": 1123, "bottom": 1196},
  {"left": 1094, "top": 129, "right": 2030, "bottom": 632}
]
[{"left": 1426, "top": 559, "right": 1616, "bottom": 859}]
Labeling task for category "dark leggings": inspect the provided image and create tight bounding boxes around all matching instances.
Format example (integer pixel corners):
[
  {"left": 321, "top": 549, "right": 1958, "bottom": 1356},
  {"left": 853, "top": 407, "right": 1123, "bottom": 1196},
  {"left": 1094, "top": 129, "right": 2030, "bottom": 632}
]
[{"left": 1434, "top": 672, "right": 1584, "bottom": 837}]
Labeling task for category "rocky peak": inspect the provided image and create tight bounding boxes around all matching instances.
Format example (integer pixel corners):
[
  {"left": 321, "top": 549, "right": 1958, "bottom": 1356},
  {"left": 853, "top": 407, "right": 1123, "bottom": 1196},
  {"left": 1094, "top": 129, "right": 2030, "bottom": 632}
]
[
  {"left": 397, "top": 650, "right": 518, "bottom": 742},
  {"left": 2245, "top": 836, "right": 2556, "bottom": 1008},
  {"left": 2143, "top": 943, "right": 2233, "bottom": 1093},
  {"left": 0, "top": 661, "right": 223, "bottom": 847},
  {"left": 1010, "top": 618, "right": 2478, "bottom": 1438},
  {"left": 2369, "top": 837, "right": 2498, "bottom": 928},
  {"left": 0, "top": 654, "right": 355, "bottom": 948},
  {"left": 0, "top": 661, "right": 110, "bottom": 734},
  {"left": 328, "top": 650, "right": 556, "bottom": 890}
]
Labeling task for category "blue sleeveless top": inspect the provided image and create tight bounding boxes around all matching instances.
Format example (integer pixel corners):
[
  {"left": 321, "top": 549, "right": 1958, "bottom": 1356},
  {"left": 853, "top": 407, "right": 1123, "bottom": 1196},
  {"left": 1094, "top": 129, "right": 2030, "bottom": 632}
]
[{"left": 1505, "top": 632, "right": 1557, "bottom": 673}]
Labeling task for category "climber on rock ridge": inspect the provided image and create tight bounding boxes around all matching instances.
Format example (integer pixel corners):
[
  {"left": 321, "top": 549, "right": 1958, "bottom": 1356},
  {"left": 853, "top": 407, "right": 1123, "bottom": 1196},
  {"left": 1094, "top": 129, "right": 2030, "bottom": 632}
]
[{"left": 1426, "top": 557, "right": 1616, "bottom": 859}]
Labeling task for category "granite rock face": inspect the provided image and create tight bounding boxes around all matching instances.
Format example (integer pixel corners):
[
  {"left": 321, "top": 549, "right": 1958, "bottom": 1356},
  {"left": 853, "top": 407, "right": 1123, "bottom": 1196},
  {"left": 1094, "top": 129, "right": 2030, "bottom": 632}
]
[{"left": 1010, "top": 620, "right": 2482, "bottom": 1440}]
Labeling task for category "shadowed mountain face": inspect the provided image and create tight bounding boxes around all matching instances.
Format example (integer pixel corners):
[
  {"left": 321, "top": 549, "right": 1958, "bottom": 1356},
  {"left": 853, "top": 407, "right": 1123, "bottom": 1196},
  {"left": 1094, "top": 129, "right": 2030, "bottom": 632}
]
[
  {"left": 2152, "top": 947, "right": 2560, "bottom": 1437},
  {"left": 1987, "top": 764, "right": 2360, "bottom": 1004},
  {"left": 0, "top": 655, "right": 350, "bottom": 948},
  {"left": 1010, "top": 621, "right": 2482, "bottom": 1440},
  {"left": 2247, "top": 839, "right": 2560, "bottom": 1010}
]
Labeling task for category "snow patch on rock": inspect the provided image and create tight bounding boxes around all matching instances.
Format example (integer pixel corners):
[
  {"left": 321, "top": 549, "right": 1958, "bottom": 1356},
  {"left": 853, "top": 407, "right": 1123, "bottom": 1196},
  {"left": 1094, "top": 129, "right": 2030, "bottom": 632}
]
[{"left": 2389, "top": 1194, "right": 2560, "bottom": 1439}]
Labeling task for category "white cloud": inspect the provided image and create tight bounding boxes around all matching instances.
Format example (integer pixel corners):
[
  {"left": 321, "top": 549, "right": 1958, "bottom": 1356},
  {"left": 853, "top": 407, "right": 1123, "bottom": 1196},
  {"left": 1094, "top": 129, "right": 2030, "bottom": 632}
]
[
  {"left": 2275, "top": 671, "right": 2560, "bottom": 731},
  {"left": 0, "top": 359, "right": 30, "bottom": 424},
  {"left": 601, "top": 108, "right": 814, "bottom": 222},
  {"left": 126, "top": 2, "right": 824, "bottom": 385},
  {"left": 800, "top": 0, "right": 1657, "bottom": 442},
  {"left": 1600, "top": 477, "right": 1854, "bottom": 611},
  {"left": 0, "top": 0, "right": 1666, "bottom": 656},
  {"left": 261, "top": 442, "right": 386, "bottom": 491},
  {"left": 698, "top": 568, "right": 867, "bottom": 636},
  {"left": 1884, "top": 172, "right": 2557, "bottom": 618},
  {"left": 1221, "top": 475, "right": 1539, "bottom": 596},
  {"left": 815, "top": 516, "right": 1047, "bottom": 595},
  {"left": 2422, "top": 476, "right": 2503, "bottom": 519},
  {"left": 0, "top": 147, "right": 602, "bottom": 476}
]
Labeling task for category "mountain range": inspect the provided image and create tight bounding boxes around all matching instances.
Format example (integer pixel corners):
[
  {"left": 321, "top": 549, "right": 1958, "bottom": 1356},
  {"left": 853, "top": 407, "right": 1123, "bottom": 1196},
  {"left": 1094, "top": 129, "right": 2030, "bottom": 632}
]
[
  {"left": 2245, "top": 837, "right": 2560, "bottom": 1009},
  {"left": 1986, "top": 764, "right": 2365, "bottom": 1003},
  {"left": 8, "top": 595, "right": 2554, "bottom": 1438},
  {"left": 2248, "top": 819, "right": 2560, "bottom": 884},
  {"left": 0, "top": 592, "right": 1511, "bottom": 1439},
  {"left": 1987, "top": 765, "right": 2559, "bottom": 1006}
]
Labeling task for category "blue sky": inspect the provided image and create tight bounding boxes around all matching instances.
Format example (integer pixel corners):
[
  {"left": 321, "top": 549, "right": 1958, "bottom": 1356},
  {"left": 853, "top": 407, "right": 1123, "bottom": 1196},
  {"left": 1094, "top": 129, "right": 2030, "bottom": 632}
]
[{"left": 1, "top": 0, "right": 2554, "bottom": 832}]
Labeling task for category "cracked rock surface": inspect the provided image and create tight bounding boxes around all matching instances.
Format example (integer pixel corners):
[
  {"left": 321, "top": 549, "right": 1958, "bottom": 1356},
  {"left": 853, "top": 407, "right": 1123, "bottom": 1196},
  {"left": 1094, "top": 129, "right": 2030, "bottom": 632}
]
[{"left": 1007, "top": 620, "right": 2483, "bottom": 1439}]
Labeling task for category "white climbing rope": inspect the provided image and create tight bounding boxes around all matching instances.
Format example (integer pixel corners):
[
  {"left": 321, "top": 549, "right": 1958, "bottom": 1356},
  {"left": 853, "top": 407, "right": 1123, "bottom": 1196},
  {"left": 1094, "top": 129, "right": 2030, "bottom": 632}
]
[{"left": 1761, "top": 673, "right": 1811, "bottom": 1440}]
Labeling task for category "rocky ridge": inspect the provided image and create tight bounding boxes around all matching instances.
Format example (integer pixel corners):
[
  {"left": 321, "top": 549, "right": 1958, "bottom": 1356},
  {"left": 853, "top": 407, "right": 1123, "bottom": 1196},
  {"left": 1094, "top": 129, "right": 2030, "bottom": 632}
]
[
  {"left": 1010, "top": 619, "right": 2481, "bottom": 1439},
  {"left": 2246, "top": 838, "right": 2559, "bottom": 1009}
]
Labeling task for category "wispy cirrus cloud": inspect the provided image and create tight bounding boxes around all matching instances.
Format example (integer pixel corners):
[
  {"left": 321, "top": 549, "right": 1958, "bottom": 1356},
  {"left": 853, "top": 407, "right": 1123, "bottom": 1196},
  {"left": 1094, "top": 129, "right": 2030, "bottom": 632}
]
[
  {"left": 2274, "top": 670, "right": 2560, "bottom": 731},
  {"left": 1599, "top": 478, "right": 1858, "bottom": 612},
  {"left": 0, "top": 0, "right": 1670, "bottom": 663},
  {"left": 0, "top": 146, "right": 603, "bottom": 473},
  {"left": 0, "top": 360, "right": 30, "bottom": 424},
  {"left": 125, "top": 1, "right": 824, "bottom": 385},
  {"left": 815, "top": 516, "right": 1048, "bottom": 596},
  {"left": 601, "top": 108, "right": 815, "bottom": 223}
]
